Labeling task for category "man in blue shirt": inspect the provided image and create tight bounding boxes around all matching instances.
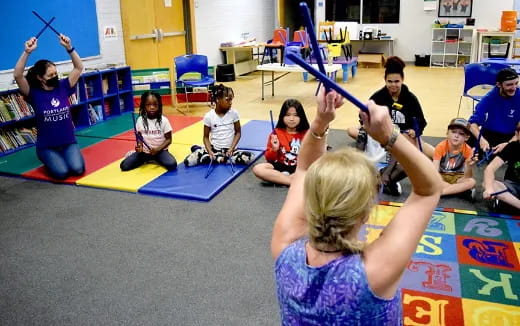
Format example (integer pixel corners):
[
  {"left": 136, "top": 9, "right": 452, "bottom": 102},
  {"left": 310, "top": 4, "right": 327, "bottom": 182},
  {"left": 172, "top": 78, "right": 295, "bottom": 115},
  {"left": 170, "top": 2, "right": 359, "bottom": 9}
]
[{"left": 469, "top": 67, "right": 520, "bottom": 154}]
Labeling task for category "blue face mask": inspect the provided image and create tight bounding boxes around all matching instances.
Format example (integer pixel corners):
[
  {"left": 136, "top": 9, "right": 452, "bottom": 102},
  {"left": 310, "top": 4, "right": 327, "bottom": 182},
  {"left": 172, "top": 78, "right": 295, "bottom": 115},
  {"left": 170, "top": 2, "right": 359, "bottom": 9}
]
[{"left": 45, "top": 76, "right": 59, "bottom": 88}]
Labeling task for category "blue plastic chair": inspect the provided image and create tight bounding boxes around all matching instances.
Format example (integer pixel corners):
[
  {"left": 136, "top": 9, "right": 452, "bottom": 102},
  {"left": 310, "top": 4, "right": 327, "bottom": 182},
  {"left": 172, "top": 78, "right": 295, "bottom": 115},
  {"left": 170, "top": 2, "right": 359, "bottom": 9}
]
[
  {"left": 174, "top": 54, "right": 215, "bottom": 112},
  {"left": 457, "top": 62, "right": 509, "bottom": 117}
]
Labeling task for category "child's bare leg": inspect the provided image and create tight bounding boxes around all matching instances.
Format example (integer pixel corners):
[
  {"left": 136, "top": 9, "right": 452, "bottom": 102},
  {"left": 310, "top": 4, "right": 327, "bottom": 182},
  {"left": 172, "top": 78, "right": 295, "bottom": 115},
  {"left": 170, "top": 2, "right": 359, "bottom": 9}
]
[
  {"left": 253, "top": 163, "right": 292, "bottom": 186},
  {"left": 441, "top": 177, "right": 476, "bottom": 196},
  {"left": 494, "top": 181, "right": 520, "bottom": 209}
]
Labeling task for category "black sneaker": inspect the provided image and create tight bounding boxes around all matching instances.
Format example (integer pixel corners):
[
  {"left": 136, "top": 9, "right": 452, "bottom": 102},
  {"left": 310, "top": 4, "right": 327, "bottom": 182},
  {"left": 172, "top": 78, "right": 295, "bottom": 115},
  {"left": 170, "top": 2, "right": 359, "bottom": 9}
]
[
  {"left": 383, "top": 182, "right": 402, "bottom": 196},
  {"left": 461, "top": 188, "right": 476, "bottom": 202},
  {"left": 356, "top": 127, "right": 367, "bottom": 151}
]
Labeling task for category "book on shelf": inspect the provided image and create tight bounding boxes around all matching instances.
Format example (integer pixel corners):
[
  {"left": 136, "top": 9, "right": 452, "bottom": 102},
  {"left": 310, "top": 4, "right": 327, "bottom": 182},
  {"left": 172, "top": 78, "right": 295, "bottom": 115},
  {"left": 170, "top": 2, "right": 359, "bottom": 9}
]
[
  {"left": 102, "top": 78, "right": 109, "bottom": 95},
  {"left": 87, "top": 104, "right": 103, "bottom": 124},
  {"left": 104, "top": 101, "right": 111, "bottom": 116},
  {"left": 0, "top": 95, "right": 34, "bottom": 122},
  {"left": 69, "top": 93, "right": 79, "bottom": 106},
  {"left": 0, "top": 127, "right": 37, "bottom": 153}
]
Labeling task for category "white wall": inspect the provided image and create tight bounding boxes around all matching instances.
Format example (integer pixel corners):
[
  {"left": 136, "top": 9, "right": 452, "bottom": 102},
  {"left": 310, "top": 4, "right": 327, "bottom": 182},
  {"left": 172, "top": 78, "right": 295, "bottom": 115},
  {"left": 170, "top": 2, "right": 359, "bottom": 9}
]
[
  {"left": 315, "top": 0, "right": 515, "bottom": 61},
  {"left": 0, "top": 0, "right": 126, "bottom": 87},
  {"left": 193, "top": 0, "right": 276, "bottom": 67}
]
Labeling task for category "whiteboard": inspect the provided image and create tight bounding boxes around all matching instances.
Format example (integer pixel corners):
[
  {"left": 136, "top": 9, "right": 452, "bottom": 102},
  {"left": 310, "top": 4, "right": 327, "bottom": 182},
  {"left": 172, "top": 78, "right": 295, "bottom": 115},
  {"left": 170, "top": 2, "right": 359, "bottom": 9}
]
[{"left": 0, "top": 0, "right": 100, "bottom": 71}]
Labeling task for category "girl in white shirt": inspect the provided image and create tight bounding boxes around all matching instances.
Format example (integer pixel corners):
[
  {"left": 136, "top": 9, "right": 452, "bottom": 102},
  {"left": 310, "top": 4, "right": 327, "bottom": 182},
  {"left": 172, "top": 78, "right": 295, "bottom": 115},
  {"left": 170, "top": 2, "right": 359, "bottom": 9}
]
[
  {"left": 184, "top": 84, "right": 253, "bottom": 166},
  {"left": 120, "top": 91, "right": 177, "bottom": 171}
]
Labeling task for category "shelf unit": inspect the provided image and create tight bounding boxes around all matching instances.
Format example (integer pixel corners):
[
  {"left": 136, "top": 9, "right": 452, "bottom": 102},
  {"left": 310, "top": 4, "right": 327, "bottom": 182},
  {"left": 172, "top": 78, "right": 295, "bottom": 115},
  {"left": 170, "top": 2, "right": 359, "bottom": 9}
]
[
  {"left": 131, "top": 68, "right": 172, "bottom": 107},
  {"left": 430, "top": 28, "right": 475, "bottom": 68},
  {"left": 475, "top": 31, "right": 514, "bottom": 62},
  {"left": 0, "top": 66, "right": 134, "bottom": 157}
]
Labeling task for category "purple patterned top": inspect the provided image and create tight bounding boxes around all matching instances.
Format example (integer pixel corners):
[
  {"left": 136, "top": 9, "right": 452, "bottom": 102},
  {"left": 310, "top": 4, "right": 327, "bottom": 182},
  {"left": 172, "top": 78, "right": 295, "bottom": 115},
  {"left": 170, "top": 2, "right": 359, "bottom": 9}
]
[{"left": 275, "top": 238, "right": 402, "bottom": 325}]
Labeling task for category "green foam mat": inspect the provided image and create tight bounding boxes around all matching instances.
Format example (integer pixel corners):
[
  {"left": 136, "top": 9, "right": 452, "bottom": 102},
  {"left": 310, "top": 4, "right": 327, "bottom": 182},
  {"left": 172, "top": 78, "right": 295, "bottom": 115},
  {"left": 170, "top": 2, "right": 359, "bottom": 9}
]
[{"left": 0, "top": 147, "right": 41, "bottom": 175}]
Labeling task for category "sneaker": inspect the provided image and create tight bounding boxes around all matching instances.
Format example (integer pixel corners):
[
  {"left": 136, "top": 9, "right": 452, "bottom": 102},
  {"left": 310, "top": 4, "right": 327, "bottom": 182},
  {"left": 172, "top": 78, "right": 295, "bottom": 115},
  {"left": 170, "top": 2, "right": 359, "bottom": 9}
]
[
  {"left": 460, "top": 188, "right": 476, "bottom": 202},
  {"left": 383, "top": 181, "right": 402, "bottom": 196},
  {"left": 355, "top": 127, "right": 367, "bottom": 151}
]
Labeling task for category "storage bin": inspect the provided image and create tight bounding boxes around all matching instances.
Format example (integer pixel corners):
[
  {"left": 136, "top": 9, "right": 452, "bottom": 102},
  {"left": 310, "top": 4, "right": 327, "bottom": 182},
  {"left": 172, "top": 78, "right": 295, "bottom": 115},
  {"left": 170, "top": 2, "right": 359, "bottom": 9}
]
[{"left": 415, "top": 54, "right": 430, "bottom": 67}]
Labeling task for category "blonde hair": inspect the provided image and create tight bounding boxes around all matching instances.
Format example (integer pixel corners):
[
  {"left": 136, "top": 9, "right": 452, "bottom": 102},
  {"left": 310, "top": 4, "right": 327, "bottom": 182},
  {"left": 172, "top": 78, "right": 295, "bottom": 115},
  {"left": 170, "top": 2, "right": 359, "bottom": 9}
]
[{"left": 304, "top": 148, "right": 378, "bottom": 254}]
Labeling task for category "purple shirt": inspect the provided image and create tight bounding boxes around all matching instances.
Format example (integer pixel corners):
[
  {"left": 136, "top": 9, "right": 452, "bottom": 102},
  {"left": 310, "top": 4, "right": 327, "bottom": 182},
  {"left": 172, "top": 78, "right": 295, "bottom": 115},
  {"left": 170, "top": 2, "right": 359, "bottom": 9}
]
[
  {"left": 275, "top": 238, "right": 402, "bottom": 325},
  {"left": 28, "top": 78, "right": 76, "bottom": 148}
]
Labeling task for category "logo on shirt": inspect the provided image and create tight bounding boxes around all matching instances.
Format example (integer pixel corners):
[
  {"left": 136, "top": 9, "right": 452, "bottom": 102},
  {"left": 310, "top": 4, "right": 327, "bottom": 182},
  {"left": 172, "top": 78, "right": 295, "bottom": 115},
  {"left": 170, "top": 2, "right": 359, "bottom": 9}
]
[
  {"left": 508, "top": 109, "right": 515, "bottom": 118},
  {"left": 51, "top": 97, "right": 60, "bottom": 108}
]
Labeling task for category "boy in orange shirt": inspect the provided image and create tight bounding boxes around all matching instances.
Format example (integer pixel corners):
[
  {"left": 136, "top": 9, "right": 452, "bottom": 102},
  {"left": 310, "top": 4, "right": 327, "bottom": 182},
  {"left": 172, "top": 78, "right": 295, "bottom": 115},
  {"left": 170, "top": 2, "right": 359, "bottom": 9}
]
[{"left": 433, "top": 118, "right": 478, "bottom": 199}]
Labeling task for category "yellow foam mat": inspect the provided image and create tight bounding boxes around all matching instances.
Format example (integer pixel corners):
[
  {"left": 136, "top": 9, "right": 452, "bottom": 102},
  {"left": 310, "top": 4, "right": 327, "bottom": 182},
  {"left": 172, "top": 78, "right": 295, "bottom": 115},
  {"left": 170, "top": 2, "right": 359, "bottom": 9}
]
[
  {"left": 76, "top": 144, "right": 192, "bottom": 192},
  {"left": 171, "top": 119, "right": 251, "bottom": 146}
]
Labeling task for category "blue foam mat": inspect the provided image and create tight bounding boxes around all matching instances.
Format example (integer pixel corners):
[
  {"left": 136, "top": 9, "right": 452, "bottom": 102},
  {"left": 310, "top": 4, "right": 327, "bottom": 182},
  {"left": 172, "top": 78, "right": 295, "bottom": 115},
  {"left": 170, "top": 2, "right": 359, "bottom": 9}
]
[
  {"left": 138, "top": 149, "right": 263, "bottom": 201},
  {"left": 238, "top": 120, "right": 272, "bottom": 151}
]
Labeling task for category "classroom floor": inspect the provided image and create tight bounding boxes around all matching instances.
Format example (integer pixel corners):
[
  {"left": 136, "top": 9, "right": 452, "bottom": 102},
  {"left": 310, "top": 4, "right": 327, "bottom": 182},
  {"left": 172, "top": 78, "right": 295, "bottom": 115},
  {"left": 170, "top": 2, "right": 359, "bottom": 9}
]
[
  {"left": 1, "top": 65, "right": 519, "bottom": 325},
  {"left": 166, "top": 65, "right": 471, "bottom": 138}
]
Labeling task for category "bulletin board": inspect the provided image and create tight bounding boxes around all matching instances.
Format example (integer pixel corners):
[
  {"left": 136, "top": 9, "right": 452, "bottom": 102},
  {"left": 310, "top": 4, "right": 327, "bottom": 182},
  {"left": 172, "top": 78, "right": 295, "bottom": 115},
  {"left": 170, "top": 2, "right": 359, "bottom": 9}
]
[{"left": 0, "top": 0, "right": 100, "bottom": 71}]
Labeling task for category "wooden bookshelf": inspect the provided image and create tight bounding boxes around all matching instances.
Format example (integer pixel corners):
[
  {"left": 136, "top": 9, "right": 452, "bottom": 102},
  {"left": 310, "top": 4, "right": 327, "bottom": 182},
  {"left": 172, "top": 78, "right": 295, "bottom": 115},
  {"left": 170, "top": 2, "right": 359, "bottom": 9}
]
[{"left": 0, "top": 66, "right": 134, "bottom": 156}]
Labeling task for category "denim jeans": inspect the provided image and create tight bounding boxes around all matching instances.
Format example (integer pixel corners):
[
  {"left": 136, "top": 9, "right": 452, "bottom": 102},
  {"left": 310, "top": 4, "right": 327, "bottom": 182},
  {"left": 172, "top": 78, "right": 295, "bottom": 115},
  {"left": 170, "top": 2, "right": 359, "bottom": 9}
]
[
  {"left": 120, "top": 150, "right": 177, "bottom": 171},
  {"left": 36, "top": 143, "right": 85, "bottom": 180}
]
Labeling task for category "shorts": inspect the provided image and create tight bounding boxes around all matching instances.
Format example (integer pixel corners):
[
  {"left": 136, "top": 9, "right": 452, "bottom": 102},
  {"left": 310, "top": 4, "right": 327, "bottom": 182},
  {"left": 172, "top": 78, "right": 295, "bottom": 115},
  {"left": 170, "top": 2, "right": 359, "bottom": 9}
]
[
  {"left": 441, "top": 173, "right": 464, "bottom": 184},
  {"left": 504, "top": 179, "right": 520, "bottom": 197},
  {"left": 271, "top": 161, "right": 296, "bottom": 174}
]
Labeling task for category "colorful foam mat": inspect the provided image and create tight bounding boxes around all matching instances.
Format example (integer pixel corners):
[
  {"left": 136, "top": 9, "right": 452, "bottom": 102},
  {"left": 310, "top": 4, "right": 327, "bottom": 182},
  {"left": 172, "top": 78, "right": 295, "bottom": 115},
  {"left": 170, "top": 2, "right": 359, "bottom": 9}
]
[
  {"left": 139, "top": 149, "right": 263, "bottom": 201},
  {"left": 0, "top": 115, "right": 269, "bottom": 201},
  {"left": 368, "top": 204, "right": 520, "bottom": 325}
]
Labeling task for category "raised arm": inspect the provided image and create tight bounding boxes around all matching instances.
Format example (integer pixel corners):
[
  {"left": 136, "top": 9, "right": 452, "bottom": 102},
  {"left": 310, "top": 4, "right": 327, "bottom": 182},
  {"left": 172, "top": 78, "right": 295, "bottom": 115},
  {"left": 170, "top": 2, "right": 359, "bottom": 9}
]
[
  {"left": 362, "top": 100, "right": 442, "bottom": 298},
  {"left": 14, "top": 38, "right": 38, "bottom": 96},
  {"left": 271, "top": 90, "right": 343, "bottom": 259},
  {"left": 58, "top": 34, "right": 83, "bottom": 88}
]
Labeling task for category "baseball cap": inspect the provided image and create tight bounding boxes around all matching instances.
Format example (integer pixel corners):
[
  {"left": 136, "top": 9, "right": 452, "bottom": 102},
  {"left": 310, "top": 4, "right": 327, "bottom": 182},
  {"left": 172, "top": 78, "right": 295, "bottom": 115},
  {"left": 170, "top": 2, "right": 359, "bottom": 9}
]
[
  {"left": 496, "top": 67, "right": 518, "bottom": 83},
  {"left": 448, "top": 118, "right": 471, "bottom": 135}
]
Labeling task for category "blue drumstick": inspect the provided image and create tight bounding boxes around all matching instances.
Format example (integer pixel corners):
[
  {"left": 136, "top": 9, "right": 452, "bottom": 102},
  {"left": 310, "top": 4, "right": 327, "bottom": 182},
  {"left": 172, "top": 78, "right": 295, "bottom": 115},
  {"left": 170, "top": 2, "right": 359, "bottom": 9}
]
[
  {"left": 204, "top": 158, "right": 214, "bottom": 178},
  {"left": 299, "top": 2, "right": 329, "bottom": 92},
  {"left": 286, "top": 53, "right": 368, "bottom": 112},
  {"left": 490, "top": 189, "right": 509, "bottom": 197},
  {"left": 35, "top": 16, "right": 55, "bottom": 39},
  {"left": 228, "top": 154, "right": 236, "bottom": 173},
  {"left": 131, "top": 113, "right": 151, "bottom": 150},
  {"left": 477, "top": 149, "right": 494, "bottom": 166},
  {"left": 32, "top": 11, "right": 61, "bottom": 36},
  {"left": 269, "top": 110, "right": 276, "bottom": 132},
  {"left": 413, "top": 117, "right": 423, "bottom": 152},
  {"left": 473, "top": 128, "right": 482, "bottom": 157}
]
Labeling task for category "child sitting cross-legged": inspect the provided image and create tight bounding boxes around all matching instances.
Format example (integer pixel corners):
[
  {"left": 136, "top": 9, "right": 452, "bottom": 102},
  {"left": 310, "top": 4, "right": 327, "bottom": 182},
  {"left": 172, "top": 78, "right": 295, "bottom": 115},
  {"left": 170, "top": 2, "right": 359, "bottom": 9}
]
[
  {"left": 252, "top": 99, "right": 310, "bottom": 186},
  {"left": 184, "top": 84, "right": 254, "bottom": 167},
  {"left": 433, "top": 118, "right": 478, "bottom": 199}
]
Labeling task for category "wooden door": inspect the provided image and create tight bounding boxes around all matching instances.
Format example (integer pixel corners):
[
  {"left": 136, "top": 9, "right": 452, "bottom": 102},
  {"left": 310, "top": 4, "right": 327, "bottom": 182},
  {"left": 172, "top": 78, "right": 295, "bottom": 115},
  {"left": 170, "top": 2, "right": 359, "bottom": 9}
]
[{"left": 120, "top": 0, "right": 188, "bottom": 69}]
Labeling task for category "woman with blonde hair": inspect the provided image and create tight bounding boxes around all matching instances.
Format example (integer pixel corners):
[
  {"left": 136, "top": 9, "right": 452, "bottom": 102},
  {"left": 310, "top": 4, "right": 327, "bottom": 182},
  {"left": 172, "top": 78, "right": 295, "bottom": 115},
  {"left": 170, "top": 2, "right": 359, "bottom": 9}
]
[{"left": 271, "top": 88, "right": 441, "bottom": 325}]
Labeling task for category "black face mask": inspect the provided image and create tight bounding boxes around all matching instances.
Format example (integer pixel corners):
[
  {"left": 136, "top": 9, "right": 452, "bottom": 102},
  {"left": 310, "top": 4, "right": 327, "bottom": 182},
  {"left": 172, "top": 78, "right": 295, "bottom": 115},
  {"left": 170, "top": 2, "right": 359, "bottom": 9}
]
[{"left": 45, "top": 76, "right": 59, "bottom": 88}]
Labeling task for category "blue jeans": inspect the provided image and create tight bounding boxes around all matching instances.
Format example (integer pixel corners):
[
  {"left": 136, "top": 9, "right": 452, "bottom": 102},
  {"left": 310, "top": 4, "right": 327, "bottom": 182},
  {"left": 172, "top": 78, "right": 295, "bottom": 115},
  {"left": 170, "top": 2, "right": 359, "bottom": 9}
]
[
  {"left": 36, "top": 143, "right": 85, "bottom": 180},
  {"left": 120, "top": 150, "right": 177, "bottom": 171}
]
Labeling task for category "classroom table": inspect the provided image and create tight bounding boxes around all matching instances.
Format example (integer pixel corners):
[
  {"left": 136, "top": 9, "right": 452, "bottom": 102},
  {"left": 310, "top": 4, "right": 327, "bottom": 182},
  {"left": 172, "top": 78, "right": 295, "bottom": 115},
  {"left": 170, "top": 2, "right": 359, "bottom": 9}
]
[
  {"left": 256, "top": 63, "right": 342, "bottom": 100},
  {"left": 219, "top": 44, "right": 264, "bottom": 76}
]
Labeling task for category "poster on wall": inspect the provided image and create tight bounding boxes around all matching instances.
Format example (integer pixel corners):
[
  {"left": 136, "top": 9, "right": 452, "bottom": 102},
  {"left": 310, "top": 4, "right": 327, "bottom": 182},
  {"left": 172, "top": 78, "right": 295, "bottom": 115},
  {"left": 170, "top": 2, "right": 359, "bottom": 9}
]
[
  {"left": 424, "top": 0, "right": 436, "bottom": 11},
  {"left": 438, "top": 0, "right": 472, "bottom": 18}
]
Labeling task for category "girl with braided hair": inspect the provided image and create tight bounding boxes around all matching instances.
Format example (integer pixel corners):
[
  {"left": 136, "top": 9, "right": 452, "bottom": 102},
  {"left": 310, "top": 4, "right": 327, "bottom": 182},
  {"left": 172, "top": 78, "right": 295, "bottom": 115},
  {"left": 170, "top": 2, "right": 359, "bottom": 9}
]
[
  {"left": 272, "top": 88, "right": 441, "bottom": 325},
  {"left": 184, "top": 84, "right": 254, "bottom": 166}
]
